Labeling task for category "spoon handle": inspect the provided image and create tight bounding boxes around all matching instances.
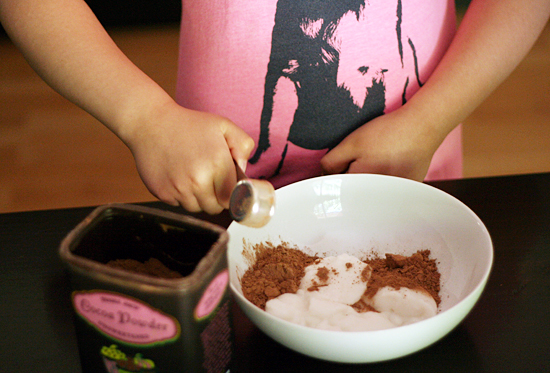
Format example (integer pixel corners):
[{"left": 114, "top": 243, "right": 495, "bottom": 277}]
[{"left": 234, "top": 160, "right": 248, "bottom": 181}]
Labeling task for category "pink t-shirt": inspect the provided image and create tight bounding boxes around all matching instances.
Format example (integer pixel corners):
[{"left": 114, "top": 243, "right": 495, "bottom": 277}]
[{"left": 176, "top": 0, "right": 462, "bottom": 188}]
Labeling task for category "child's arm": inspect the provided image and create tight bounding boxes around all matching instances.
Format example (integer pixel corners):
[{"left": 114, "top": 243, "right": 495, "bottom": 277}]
[
  {"left": 321, "top": 0, "right": 550, "bottom": 181},
  {"left": 0, "top": 0, "right": 254, "bottom": 213}
]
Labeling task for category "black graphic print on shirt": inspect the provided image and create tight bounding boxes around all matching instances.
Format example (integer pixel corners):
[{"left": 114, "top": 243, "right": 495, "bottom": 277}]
[{"left": 249, "top": 0, "right": 423, "bottom": 177}]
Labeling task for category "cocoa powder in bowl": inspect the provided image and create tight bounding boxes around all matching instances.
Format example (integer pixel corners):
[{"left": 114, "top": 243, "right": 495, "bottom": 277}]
[
  {"left": 240, "top": 242, "right": 441, "bottom": 310},
  {"left": 365, "top": 251, "right": 441, "bottom": 305},
  {"left": 240, "top": 243, "right": 318, "bottom": 309}
]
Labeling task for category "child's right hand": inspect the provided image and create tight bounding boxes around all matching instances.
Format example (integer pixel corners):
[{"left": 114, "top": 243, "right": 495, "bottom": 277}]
[
  {"left": 0, "top": 0, "right": 255, "bottom": 215},
  {"left": 123, "top": 101, "right": 255, "bottom": 214}
]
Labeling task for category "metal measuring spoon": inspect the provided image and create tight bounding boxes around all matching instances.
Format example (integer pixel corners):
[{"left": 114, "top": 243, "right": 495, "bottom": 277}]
[{"left": 229, "top": 162, "right": 275, "bottom": 228}]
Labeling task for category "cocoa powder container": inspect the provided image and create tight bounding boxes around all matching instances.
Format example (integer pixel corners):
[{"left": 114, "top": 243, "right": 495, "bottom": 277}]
[{"left": 59, "top": 204, "right": 232, "bottom": 373}]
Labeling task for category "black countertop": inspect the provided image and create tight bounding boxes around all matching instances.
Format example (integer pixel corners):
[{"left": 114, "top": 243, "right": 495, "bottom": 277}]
[{"left": 1, "top": 173, "right": 549, "bottom": 372}]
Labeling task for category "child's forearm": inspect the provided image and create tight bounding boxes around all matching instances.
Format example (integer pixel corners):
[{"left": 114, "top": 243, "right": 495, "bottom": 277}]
[
  {"left": 0, "top": 0, "right": 173, "bottom": 143},
  {"left": 405, "top": 0, "right": 550, "bottom": 144}
]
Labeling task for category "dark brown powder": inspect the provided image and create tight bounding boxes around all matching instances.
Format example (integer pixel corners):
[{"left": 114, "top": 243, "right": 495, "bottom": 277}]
[
  {"left": 240, "top": 242, "right": 441, "bottom": 310},
  {"left": 364, "top": 251, "right": 441, "bottom": 305},
  {"left": 316, "top": 267, "right": 330, "bottom": 282},
  {"left": 240, "top": 242, "right": 318, "bottom": 309},
  {"left": 351, "top": 299, "right": 378, "bottom": 313},
  {"left": 106, "top": 257, "right": 183, "bottom": 279}
]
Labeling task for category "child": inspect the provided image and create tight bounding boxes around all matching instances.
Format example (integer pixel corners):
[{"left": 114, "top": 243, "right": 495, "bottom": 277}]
[{"left": 1, "top": 0, "right": 549, "bottom": 214}]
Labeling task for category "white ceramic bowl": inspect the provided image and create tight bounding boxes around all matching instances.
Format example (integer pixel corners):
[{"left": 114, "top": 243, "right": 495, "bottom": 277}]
[{"left": 227, "top": 174, "right": 493, "bottom": 363}]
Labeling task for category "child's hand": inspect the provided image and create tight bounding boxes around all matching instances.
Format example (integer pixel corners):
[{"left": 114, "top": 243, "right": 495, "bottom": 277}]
[
  {"left": 320, "top": 106, "right": 442, "bottom": 182},
  {"left": 124, "top": 102, "right": 254, "bottom": 214}
]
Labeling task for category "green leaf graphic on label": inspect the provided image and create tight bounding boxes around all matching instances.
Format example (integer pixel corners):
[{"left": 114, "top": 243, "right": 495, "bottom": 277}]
[{"left": 101, "top": 345, "right": 156, "bottom": 372}]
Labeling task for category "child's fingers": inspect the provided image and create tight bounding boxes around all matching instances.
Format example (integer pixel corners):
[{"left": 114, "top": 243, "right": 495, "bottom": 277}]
[
  {"left": 223, "top": 122, "right": 255, "bottom": 173},
  {"left": 320, "top": 145, "right": 355, "bottom": 175}
]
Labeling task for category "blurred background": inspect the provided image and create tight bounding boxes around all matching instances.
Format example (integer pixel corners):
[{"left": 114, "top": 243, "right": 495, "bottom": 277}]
[{"left": 1, "top": 1, "right": 549, "bottom": 213}]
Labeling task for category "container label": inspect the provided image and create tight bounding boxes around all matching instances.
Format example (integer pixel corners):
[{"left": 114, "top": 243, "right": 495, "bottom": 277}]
[
  {"left": 195, "top": 270, "right": 229, "bottom": 320},
  {"left": 72, "top": 290, "right": 180, "bottom": 346}
]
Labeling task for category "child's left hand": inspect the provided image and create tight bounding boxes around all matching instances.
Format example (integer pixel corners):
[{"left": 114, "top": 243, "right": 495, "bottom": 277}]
[{"left": 320, "top": 106, "right": 443, "bottom": 182}]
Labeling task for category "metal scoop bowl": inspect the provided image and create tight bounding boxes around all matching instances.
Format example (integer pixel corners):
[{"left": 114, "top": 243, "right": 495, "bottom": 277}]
[{"left": 229, "top": 163, "right": 275, "bottom": 228}]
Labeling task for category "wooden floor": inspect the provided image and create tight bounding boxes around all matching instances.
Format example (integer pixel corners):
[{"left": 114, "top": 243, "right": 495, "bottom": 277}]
[{"left": 1, "top": 22, "right": 549, "bottom": 213}]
